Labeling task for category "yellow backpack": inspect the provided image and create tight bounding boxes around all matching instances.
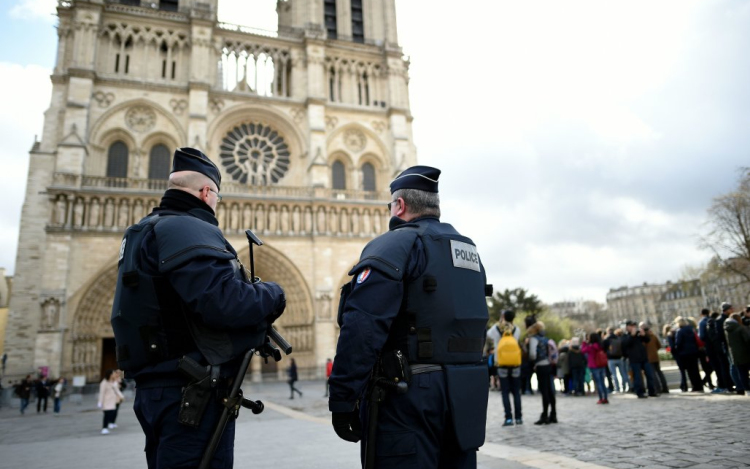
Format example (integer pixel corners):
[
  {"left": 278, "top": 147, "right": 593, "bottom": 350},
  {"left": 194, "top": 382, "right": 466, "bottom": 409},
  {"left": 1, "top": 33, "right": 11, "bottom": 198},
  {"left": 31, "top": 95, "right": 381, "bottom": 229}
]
[{"left": 495, "top": 327, "right": 522, "bottom": 367}]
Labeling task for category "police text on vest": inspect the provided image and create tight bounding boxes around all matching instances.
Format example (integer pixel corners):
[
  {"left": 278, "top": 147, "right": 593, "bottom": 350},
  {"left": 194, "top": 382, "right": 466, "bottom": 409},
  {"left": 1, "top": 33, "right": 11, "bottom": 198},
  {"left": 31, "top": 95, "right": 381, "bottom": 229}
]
[{"left": 450, "top": 240, "right": 480, "bottom": 272}]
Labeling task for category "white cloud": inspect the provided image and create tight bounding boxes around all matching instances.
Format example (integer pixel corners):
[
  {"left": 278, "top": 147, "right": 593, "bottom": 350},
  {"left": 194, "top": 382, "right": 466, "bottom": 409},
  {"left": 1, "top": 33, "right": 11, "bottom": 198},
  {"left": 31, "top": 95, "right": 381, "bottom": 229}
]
[
  {"left": 10, "top": 0, "right": 57, "bottom": 22},
  {"left": 0, "top": 62, "right": 52, "bottom": 273}
]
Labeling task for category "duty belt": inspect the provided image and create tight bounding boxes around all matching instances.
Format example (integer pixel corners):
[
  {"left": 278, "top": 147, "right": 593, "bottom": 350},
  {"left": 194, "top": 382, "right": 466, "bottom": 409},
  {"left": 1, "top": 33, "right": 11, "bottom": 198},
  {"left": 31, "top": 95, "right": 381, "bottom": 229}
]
[{"left": 410, "top": 364, "right": 442, "bottom": 375}]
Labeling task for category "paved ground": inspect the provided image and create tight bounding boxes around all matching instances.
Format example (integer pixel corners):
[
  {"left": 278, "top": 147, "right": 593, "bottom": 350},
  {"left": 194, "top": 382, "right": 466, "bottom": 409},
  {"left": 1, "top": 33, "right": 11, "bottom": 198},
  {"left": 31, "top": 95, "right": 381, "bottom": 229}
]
[{"left": 1, "top": 378, "right": 748, "bottom": 469}]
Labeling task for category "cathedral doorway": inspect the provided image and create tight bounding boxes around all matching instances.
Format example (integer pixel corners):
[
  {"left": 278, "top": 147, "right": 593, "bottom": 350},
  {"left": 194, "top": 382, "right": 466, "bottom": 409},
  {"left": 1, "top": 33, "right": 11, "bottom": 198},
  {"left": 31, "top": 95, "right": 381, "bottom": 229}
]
[{"left": 100, "top": 338, "right": 118, "bottom": 380}]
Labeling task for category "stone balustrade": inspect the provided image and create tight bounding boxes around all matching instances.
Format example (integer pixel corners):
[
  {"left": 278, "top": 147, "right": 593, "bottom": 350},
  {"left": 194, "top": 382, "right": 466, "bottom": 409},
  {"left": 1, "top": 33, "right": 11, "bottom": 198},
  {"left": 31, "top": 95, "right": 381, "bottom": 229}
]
[{"left": 47, "top": 173, "right": 390, "bottom": 237}]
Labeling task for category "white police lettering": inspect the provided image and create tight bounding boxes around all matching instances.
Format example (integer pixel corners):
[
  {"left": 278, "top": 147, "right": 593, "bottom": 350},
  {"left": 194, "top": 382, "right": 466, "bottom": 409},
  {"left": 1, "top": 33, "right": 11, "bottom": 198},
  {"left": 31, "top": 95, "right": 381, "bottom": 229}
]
[
  {"left": 119, "top": 237, "right": 127, "bottom": 262},
  {"left": 450, "top": 240, "right": 480, "bottom": 272}
]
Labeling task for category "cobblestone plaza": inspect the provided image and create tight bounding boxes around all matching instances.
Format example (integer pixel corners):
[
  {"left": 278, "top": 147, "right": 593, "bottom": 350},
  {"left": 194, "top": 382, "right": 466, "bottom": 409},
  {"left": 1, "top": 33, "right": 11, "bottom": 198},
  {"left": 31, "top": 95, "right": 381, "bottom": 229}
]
[{"left": 1, "top": 379, "right": 748, "bottom": 469}]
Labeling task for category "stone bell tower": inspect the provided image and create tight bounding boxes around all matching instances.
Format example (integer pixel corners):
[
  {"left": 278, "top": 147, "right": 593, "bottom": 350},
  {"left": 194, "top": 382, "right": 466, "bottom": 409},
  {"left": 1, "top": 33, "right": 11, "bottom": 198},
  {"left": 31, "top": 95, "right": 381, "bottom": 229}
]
[{"left": 4, "top": 0, "right": 416, "bottom": 383}]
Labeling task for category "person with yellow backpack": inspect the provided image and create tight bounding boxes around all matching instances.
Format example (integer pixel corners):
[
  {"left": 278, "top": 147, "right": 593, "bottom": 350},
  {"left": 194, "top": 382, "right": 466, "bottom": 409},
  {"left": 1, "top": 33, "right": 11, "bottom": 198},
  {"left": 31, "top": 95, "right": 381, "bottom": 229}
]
[{"left": 495, "top": 310, "right": 523, "bottom": 426}]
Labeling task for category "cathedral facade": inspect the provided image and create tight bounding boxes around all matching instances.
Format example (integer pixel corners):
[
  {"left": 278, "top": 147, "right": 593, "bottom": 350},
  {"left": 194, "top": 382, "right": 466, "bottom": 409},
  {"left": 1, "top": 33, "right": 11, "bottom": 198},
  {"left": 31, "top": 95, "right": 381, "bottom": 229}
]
[{"left": 4, "top": 0, "right": 416, "bottom": 383}]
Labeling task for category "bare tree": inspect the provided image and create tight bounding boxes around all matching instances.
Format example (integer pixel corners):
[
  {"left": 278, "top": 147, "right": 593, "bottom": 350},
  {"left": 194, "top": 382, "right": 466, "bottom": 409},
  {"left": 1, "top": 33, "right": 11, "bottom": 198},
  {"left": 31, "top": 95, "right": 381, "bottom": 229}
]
[{"left": 701, "top": 168, "right": 750, "bottom": 285}]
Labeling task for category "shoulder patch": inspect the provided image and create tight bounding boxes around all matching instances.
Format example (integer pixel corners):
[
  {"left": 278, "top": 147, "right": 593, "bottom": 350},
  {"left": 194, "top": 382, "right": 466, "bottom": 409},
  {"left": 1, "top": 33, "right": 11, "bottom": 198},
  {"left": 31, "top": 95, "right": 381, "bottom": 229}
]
[
  {"left": 118, "top": 237, "right": 127, "bottom": 262},
  {"left": 450, "top": 240, "right": 480, "bottom": 272},
  {"left": 357, "top": 267, "right": 372, "bottom": 284}
]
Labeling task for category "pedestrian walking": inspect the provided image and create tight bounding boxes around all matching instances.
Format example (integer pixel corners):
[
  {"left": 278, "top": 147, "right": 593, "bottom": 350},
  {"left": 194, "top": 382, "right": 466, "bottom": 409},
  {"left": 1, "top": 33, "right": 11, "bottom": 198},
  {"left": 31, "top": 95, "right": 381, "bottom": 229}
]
[
  {"left": 582, "top": 332, "right": 609, "bottom": 404},
  {"left": 15, "top": 375, "right": 32, "bottom": 414},
  {"left": 724, "top": 312, "right": 750, "bottom": 394},
  {"left": 36, "top": 376, "right": 51, "bottom": 413},
  {"left": 496, "top": 310, "right": 523, "bottom": 426},
  {"left": 603, "top": 328, "right": 630, "bottom": 393},
  {"left": 697, "top": 308, "right": 716, "bottom": 390},
  {"left": 674, "top": 317, "right": 703, "bottom": 392},
  {"left": 643, "top": 323, "right": 669, "bottom": 394},
  {"left": 53, "top": 377, "right": 65, "bottom": 414},
  {"left": 568, "top": 338, "right": 586, "bottom": 396},
  {"left": 622, "top": 320, "right": 657, "bottom": 398},
  {"left": 528, "top": 321, "right": 557, "bottom": 425},
  {"left": 324, "top": 358, "right": 333, "bottom": 397},
  {"left": 98, "top": 369, "right": 123, "bottom": 434},
  {"left": 287, "top": 358, "right": 303, "bottom": 399}
]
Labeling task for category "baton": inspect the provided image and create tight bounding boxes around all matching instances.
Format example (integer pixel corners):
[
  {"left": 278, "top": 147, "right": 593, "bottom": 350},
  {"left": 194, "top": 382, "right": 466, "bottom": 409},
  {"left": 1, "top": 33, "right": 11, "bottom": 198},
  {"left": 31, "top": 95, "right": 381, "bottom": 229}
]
[{"left": 364, "top": 379, "right": 408, "bottom": 469}]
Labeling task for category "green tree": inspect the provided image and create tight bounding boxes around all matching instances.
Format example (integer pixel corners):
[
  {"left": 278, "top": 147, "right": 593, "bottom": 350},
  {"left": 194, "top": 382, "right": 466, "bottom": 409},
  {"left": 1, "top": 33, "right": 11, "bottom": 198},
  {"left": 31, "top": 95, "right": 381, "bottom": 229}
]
[
  {"left": 519, "top": 310, "right": 576, "bottom": 345},
  {"left": 487, "top": 288, "right": 544, "bottom": 324}
]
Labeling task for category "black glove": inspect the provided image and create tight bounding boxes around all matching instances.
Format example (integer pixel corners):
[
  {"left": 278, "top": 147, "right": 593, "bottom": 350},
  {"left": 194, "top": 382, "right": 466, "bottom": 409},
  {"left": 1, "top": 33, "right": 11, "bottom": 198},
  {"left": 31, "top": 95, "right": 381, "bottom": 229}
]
[
  {"left": 264, "top": 282, "right": 286, "bottom": 322},
  {"left": 272, "top": 291, "right": 286, "bottom": 322},
  {"left": 332, "top": 410, "right": 362, "bottom": 443}
]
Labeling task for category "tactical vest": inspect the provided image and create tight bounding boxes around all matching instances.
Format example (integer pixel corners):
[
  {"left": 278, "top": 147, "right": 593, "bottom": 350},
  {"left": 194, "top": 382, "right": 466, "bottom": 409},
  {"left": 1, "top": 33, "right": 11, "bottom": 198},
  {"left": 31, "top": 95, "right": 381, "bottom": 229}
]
[
  {"left": 353, "top": 219, "right": 489, "bottom": 365},
  {"left": 111, "top": 211, "right": 266, "bottom": 373}
]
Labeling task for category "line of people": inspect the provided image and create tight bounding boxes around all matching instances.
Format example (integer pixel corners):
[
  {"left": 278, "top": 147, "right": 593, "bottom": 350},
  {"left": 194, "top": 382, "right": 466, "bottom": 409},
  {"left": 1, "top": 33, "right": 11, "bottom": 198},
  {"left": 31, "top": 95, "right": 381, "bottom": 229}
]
[{"left": 486, "top": 303, "right": 750, "bottom": 428}]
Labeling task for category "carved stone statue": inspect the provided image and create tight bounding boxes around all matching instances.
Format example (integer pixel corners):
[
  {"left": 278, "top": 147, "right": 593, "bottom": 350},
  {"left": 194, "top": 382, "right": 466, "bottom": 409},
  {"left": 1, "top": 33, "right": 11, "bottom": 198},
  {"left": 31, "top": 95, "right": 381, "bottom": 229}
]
[
  {"left": 73, "top": 199, "right": 85, "bottom": 227},
  {"left": 41, "top": 299, "right": 60, "bottom": 329},
  {"left": 55, "top": 197, "right": 67, "bottom": 225},
  {"left": 88, "top": 198, "right": 101, "bottom": 228}
]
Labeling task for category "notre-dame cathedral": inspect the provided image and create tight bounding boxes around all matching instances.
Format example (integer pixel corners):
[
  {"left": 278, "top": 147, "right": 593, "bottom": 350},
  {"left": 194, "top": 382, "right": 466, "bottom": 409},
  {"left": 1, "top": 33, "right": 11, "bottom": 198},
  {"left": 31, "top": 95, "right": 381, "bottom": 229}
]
[{"left": 4, "top": 0, "right": 416, "bottom": 383}]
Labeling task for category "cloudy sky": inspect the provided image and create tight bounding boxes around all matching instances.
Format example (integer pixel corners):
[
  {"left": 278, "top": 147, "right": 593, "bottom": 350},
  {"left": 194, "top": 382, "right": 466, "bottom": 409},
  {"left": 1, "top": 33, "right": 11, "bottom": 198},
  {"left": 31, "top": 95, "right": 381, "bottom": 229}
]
[{"left": 1, "top": 0, "right": 749, "bottom": 304}]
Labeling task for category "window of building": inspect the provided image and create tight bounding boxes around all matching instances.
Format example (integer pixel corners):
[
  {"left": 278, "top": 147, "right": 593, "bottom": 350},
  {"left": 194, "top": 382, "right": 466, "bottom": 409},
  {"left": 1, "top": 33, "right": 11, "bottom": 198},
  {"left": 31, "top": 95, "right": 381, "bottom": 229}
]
[
  {"left": 160, "top": 41, "right": 175, "bottom": 80},
  {"left": 119, "top": 0, "right": 140, "bottom": 5},
  {"left": 332, "top": 160, "right": 346, "bottom": 190},
  {"left": 324, "top": 0, "right": 337, "bottom": 40},
  {"left": 160, "top": 0, "right": 178, "bottom": 11},
  {"left": 106, "top": 141, "right": 129, "bottom": 178},
  {"left": 114, "top": 36, "right": 133, "bottom": 74},
  {"left": 351, "top": 0, "right": 364, "bottom": 43},
  {"left": 362, "top": 163, "right": 375, "bottom": 191},
  {"left": 148, "top": 144, "right": 171, "bottom": 180}
]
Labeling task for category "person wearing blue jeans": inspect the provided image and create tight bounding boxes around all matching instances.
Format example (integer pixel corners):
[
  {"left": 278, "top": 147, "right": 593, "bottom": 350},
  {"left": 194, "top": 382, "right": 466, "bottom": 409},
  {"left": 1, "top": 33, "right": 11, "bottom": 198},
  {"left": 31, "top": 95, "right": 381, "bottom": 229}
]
[
  {"left": 16, "top": 376, "right": 32, "bottom": 415},
  {"left": 629, "top": 361, "right": 656, "bottom": 397},
  {"left": 498, "top": 367, "right": 522, "bottom": 425},
  {"left": 608, "top": 358, "right": 629, "bottom": 392}
]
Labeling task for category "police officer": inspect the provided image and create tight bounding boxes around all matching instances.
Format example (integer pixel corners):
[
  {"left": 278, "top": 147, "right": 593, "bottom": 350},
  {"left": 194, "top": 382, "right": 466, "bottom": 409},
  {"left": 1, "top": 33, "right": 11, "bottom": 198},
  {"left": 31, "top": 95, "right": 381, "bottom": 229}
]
[
  {"left": 329, "top": 166, "right": 490, "bottom": 468},
  {"left": 111, "top": 148, "right": 286, "bottom": 469}
]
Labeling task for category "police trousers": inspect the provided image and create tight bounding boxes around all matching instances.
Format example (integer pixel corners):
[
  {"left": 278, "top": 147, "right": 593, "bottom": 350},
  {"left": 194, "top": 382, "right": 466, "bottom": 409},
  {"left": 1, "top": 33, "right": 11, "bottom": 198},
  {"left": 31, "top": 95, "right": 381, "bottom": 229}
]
[
  {"left": 134, "top": 386, "right": 235, "bottom": 469},
  {"left": 361, "top": 370, "right": 477, "bottom": 469}
]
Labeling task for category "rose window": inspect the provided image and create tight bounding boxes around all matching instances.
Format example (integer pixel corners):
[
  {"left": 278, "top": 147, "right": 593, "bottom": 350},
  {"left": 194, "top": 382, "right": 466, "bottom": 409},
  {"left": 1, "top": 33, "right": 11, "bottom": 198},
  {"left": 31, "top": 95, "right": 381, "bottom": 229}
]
[{"left": 219, "top": 122, "right": 290, "bottom": 185}]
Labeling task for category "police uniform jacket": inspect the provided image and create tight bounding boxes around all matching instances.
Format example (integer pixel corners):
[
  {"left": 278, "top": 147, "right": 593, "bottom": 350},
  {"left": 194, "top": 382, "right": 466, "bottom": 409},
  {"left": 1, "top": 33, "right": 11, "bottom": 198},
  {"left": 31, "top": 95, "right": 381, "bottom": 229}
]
[
  {"left": 329, "top": 216, "right": 489, "bottom": 413},
  {"left": 111, "top": 189, "right": 284, "bottom": 385}
]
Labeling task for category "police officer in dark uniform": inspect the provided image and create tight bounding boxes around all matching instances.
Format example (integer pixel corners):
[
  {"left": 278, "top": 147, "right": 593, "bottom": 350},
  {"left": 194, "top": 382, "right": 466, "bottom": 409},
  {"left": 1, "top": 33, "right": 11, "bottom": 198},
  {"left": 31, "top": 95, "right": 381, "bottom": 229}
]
[
  {"left": 111, "top": 147, "right": 286, "bottom": 469},
  {"left": 329, "top": 166, "right": 490, "bottom": 468}
]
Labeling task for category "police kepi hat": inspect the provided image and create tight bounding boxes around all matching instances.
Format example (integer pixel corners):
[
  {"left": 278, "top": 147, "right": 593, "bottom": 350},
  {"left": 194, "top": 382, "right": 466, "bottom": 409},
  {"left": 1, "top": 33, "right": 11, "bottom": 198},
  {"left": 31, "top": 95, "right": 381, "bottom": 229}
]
[
  {"left": 171, "top": 147, "right": 222, "bottom": 190},
  {"left": 389, "top": 165, "right": 440, "bottom": 194}
]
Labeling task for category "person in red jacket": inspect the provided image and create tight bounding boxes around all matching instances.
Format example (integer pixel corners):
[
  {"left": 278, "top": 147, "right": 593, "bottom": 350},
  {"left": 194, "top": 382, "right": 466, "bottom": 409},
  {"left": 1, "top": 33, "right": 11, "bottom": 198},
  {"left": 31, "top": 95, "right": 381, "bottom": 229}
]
[{"left": 324, "top": 358, "right": 333, "bottom": 397}]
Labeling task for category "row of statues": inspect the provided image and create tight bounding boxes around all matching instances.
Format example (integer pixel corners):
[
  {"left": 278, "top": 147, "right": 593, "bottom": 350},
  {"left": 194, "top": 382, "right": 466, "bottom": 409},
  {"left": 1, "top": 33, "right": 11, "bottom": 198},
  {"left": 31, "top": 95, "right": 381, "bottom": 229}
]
[{"left": 51, "top": 194, "right": 389, "bottom": 237}]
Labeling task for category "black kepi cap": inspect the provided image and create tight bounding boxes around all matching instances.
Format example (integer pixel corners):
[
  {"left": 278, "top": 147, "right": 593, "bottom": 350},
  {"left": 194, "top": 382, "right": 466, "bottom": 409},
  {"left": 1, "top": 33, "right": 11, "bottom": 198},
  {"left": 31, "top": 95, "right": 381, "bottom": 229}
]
[
  {"left": 389, "top": 165, "right": 440, "bottom": 194},
  {"left": 171, "top": 147, "right": 222, "bottom": 190}
]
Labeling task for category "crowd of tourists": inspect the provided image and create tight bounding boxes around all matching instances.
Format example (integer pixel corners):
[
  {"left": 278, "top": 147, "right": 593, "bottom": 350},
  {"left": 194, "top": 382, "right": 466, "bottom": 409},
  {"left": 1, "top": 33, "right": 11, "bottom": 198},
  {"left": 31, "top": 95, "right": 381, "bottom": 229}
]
[
  {"left": 7, "top": 368, "right": 129, "bottom": 436},
  {"left": 8, "top": 374, "right": 67, "bottom": 414},
  {"left": 486, "top": 303, "right": 750, "bottom": 427}
]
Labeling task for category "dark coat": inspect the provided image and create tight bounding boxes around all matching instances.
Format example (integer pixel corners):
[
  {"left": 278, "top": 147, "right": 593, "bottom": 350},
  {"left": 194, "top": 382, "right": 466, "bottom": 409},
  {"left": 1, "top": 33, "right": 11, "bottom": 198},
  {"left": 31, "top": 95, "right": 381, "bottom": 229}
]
[
  {"left": 674, "top": 325, "right": 699, "bottom": 357},
  {"left": 621, "top": 331, "right": 650, "bottom": 364},
  {"left": 568, "top": 347, "right": 586, "bottom": 369},
  {"left": 725, "top": 319, "right": 750, "bottom": 366}
]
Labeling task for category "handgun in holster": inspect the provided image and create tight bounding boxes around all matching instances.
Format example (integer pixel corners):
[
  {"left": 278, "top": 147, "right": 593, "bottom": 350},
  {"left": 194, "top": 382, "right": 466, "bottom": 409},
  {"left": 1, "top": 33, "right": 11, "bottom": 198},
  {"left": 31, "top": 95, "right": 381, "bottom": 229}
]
[{"left": 177, "top": 355, "right": 221, "bottom": 428}]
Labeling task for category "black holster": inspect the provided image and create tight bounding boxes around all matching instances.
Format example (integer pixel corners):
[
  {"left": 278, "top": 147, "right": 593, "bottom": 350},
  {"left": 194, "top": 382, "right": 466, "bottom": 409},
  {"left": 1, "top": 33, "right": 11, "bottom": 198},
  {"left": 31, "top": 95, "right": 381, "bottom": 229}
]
[
  {"left": 177, "top": 355, "right": 220, "bottom": 428},
  {"left": 179, "top": 375, "right": 213, "bottom": 428}
]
